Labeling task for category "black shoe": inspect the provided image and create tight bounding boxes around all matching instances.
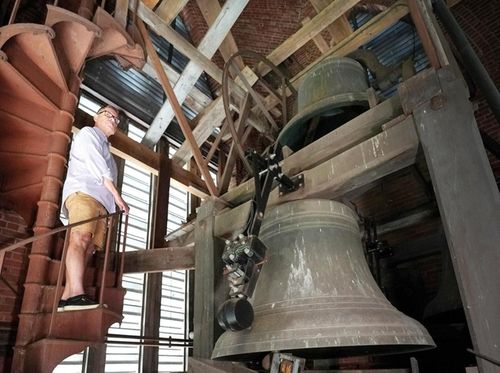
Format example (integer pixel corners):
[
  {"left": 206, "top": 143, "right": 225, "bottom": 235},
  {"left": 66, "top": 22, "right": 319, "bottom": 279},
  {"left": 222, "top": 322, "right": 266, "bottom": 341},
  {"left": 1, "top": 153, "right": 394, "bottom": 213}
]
[
  {"left": 63, "top": 294, "right": 100, "bottom": 311},
  {"left": 57, "top": 299, "right": 67, "bottom": 312}
]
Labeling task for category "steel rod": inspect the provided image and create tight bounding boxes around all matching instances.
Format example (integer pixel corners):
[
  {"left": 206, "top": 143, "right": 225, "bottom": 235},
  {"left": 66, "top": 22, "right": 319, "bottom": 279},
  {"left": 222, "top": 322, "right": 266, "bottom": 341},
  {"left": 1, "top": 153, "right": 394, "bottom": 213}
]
[{"left": 48, "top": 227, "right": 71, "bottom": 336}]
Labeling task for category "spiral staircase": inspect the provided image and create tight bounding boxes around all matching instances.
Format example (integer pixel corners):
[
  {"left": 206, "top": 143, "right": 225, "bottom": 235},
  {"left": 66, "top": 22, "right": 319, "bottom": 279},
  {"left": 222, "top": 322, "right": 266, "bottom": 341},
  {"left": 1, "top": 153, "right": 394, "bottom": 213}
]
[{"left": 0, "top": 2, "right": 144, "bottom": 371}]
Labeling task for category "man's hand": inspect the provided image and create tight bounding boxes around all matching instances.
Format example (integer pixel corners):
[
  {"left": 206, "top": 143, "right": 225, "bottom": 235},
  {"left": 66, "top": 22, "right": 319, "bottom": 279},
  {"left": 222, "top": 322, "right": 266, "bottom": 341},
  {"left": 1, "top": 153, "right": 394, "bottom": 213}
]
[
  {"left": 104, "top": 178, "right": 130, "bottom": 214},
  {"left": 115, "top": 195, "right": 130, "bottom": 214}
]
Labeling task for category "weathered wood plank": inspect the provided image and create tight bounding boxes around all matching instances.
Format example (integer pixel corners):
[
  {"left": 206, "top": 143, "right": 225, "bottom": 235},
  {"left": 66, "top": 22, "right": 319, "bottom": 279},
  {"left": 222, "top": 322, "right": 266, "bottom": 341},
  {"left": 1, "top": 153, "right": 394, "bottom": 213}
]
[
  {"left": 142, "top": 57, "right": 213, "bottom": 113},
  {"left": 123, "top": 246, "right": 195, "bottom": 273},
  {"left": 193, "top": 200, "right": 225, "bottom": 358},
  {"left": 310, "top": 0, "right": 353, "bottom": 44},
  {"left": 404, "top": 67, "right": 500, "bottom": 373},
  {"left": 195, "top": 0, "right": 244, "bottom": 70},
  {"left": 141, "top": 0, "right": 249, "bottom": 147},
  {"left": 142, "top": 139, "right": 169, "bottom": 371},
  {"left": 302, "top": 16, "right": 329, "bottom": 53},
  {"left": 267, "top": 116, "right": 419, "bottom": 205},
  {"left": 283, "top": 94, "right": 403, "bottom": 175},
  {"left": 172, "top": 97, "right": 226, "bottom": 165},
  {"left": 155, "top": 0, "right": 189, "bottom": 24}
]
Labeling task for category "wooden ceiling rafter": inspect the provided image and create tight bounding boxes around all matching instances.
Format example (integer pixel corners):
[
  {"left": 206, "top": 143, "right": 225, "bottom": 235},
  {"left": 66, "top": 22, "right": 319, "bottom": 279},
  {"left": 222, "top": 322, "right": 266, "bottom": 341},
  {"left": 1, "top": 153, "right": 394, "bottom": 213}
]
[
  {"left": 154, "top": 0, "right": 190, "bottom": 25},
  {"left": 310, "top": 0, "right": 353, "bottom": 46}
]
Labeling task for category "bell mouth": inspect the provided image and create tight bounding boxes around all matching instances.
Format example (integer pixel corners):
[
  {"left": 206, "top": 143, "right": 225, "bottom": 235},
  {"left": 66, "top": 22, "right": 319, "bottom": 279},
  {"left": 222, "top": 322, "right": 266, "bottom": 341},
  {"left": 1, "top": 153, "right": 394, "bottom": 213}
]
[
  {"left": 213, "top": 344, "right": 435, "bottom": 362},
  {"left": 278, "top": 93, "right": 369, "bottom": 151}
]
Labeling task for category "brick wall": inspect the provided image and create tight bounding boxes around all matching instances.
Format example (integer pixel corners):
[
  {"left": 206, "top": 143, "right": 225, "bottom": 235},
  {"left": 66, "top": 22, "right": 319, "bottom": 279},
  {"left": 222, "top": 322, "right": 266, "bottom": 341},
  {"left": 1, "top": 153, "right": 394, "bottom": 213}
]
[{"left": 0, "top": 208, "right": 29, "bottom": 372}]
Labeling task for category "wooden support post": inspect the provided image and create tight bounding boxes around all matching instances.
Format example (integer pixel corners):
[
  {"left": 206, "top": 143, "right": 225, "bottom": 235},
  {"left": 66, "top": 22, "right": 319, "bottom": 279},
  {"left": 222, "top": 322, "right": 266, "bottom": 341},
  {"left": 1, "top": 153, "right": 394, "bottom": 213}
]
[
  {"left": 193, "top": 200, "right": 226, "bottom": 358},
  {"left": 400, "top": 67, "right": 500, "bottom": 373},
  {"left": 137, "top": 19, "right": 219, "bottom": 196},
  {"left": 142, "top": 139, "right": 171, "bottom": 372}
]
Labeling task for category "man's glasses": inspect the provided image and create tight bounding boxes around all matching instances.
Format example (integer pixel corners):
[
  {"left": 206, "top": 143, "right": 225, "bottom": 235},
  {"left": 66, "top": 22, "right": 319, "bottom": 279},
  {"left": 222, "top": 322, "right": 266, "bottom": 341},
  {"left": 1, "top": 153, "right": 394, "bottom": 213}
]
[{"left": 98, "top": 110, "right": 120, "bottom": 124}]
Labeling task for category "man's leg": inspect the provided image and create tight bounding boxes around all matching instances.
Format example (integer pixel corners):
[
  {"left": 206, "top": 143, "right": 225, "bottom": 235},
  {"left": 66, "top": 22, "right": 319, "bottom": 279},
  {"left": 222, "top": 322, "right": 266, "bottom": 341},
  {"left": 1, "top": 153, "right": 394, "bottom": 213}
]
[{"left": 61, "top": 230, "right": 93, "bottom": 300}]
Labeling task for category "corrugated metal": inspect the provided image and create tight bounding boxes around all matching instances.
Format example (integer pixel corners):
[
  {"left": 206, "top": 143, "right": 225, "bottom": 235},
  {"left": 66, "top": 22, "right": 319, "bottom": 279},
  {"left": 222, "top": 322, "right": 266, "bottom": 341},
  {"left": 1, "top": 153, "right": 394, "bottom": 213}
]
[{"left": 352, "top": 12, "right": 429, "bottom": 98}]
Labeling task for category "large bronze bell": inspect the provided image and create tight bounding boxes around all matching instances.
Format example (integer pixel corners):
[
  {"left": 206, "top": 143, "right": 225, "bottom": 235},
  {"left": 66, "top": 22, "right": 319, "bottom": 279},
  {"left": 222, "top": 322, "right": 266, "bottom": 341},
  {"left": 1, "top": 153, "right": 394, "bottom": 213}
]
[{"left": 212, "top": 199, "right": 435, "bottom": 360}]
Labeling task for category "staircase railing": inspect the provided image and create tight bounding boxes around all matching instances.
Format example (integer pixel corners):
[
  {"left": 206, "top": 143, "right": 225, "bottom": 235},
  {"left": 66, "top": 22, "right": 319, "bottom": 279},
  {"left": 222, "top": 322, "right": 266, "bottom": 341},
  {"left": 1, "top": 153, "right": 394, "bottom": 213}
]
[{"left": 1, "top": 210, "right": 129, "bottom": 332}]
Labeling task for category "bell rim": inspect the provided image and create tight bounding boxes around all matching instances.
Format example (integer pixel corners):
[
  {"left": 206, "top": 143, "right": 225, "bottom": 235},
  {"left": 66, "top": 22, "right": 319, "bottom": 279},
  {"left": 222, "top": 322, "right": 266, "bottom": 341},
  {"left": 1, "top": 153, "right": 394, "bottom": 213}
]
[{"left": 278, "top": 92, "right": 369, "bottom": 149}]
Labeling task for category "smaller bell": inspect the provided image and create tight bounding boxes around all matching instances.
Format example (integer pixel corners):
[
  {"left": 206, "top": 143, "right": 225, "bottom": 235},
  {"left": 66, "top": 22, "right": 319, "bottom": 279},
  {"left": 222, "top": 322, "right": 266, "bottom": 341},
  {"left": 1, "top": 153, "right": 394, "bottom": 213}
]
[{"left": 278, "top": 57, "right": 369, "bottom": 151}]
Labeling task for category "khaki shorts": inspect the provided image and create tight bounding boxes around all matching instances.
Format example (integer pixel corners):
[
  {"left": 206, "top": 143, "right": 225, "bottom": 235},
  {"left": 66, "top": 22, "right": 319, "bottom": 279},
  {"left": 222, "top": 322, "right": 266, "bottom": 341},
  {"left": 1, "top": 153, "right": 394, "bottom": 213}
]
[{"left": 65, "top": 192, "right": 108, "bottom": 250}]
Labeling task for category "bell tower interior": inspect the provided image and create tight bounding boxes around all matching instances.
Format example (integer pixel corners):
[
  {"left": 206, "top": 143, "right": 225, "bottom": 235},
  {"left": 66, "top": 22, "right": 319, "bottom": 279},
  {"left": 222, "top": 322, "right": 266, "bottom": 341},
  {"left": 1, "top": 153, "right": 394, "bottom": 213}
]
[{"left": 0, "top": 0, "right": 499, "bottom": 372}]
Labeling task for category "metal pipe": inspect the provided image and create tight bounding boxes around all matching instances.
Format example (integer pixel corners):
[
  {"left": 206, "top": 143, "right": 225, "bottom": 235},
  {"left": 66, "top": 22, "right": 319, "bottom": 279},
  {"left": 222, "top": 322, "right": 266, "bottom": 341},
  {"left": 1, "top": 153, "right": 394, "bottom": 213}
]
[
  {"left": 99, "top": 215, "right": 114, "bottom": 305},
  {"left": 106, "top": 341, "right": 192, "bottom": 347},
  {"left": 48, "top": 227, "right": 72, "bottom": 337},
  {"left": 106, "top": 333, "right": 192, "bottom": 343},
  {"left": 1, "top": 211, "right": 123, "bottom": 254},
  {"left": 433, "top": 0, "right": 500, "bottom": 125}
]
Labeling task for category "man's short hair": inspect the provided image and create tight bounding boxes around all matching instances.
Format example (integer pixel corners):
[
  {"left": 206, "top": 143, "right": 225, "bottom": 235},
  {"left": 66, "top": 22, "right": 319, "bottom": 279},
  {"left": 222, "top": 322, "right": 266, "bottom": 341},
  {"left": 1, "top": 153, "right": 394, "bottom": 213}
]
[{"left": 97, "top": 105, "right": 119, "bottom": 115}]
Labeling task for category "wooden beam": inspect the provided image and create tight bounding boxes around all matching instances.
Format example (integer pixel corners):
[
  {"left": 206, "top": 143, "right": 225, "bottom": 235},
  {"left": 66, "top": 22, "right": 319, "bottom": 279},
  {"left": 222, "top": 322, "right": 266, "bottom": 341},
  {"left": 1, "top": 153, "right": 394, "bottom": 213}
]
[
  {"left": 138, "top": 19, "right": 219, "bottom": 196},
  {"left": 123, "top": 246, "right": 195, "bottom": 273},
  {"left": 310, "top": 0, "right": 353, "bottom": 44},
  {"left": 283, "top": 94, "right": 403, "bottom": 175},
  {"left": 155, "top": 0, "right": 189, "bottom": 24},
  {"left": 408, "top": 0, "right": 441, "bottom": 69},
  {"left": 195, "top": 0, "right": 245, "bottom": 70},
  {"left": 172, "top": 97, "right": 226, "bottom": 165},
  {"left": 141, "top": 0, "right": 249, "bottom": 147},
  {"left": 142, "top": 57, "right": 213, "bottom": 113},
  {"left": 165, "top": 199, "right": 253, "bottom": 246},
  {"left": 302, "top": 16, "right": 329, "bottom": 53},
  {"left": 267, "top": 116, "right": 419, "bottom": 206},
  {"left": 193, "top": 200, "right": 225, "bottom": 358},
  {"left": 130, "top": 0, "right": 224, "bottom": 84},
  {"left": 402, "top": 67, "right": 500, "bottom": 372},
  {"left": 143, "top": 0, "right": 161, "bottom": 8},
  {"left": 221, "top": 95, "right": 405, "bottom": 206},
  {"left": 142, "top": 139, "right": 169, "bottom": 371}
]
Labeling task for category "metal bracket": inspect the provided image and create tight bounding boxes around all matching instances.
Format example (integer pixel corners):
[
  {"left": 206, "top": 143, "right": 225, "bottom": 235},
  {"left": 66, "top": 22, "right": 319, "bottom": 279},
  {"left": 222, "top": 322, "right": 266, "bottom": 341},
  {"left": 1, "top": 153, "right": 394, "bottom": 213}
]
[
  {"left": 278, "top": 173, "right": 303, "bottom": 196},
  {"left": 270, "top": 352, "right": 305, "bottom": 373}
]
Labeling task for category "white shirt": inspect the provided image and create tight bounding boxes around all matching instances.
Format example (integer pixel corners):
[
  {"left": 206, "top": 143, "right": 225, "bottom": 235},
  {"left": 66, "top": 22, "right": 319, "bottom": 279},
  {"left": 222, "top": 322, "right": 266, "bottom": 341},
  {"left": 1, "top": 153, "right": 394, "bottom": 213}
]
[{"left": 62, "top": 126, "right": 118, "bottom": 216}]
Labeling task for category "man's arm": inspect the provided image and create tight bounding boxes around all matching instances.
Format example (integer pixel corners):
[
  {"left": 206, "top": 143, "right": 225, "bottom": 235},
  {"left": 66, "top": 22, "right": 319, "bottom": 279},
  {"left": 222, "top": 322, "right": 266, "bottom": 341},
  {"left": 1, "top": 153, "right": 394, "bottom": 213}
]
[{"left": 103, "top": 178, "right": 130, "bottom": 214}]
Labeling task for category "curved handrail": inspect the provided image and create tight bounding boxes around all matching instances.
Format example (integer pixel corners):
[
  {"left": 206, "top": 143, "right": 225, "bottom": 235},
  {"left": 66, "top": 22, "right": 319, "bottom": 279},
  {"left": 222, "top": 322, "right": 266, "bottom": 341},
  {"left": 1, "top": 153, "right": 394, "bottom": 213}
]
[{"left": 0, "top": 210, "right": 124, "bottom": 254}]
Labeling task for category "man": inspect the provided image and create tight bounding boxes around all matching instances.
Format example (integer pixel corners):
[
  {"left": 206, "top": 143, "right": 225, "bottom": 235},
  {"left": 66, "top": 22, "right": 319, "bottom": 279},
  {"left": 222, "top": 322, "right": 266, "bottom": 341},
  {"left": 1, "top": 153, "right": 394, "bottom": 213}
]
[{"left": 59, "top": 105, "right": 129, "bottom": 311}]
